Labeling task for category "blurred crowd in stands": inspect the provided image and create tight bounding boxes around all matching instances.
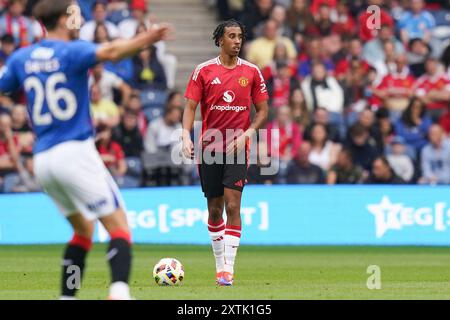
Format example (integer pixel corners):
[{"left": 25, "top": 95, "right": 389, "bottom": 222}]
[
  {"left": 0, "top": 0, "right": 450, "bottom": 193},
  {"left": 219, "top": 0, "right": 450, "bottom": 186}
]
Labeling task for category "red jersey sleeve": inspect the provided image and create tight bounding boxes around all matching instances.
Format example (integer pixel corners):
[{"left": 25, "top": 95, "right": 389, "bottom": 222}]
[
  {"left": 184, "top": 68, "right": 204, "bottom": 103},
  {"left": 251, "top": 67, "right": 269, "bottom": 105}
]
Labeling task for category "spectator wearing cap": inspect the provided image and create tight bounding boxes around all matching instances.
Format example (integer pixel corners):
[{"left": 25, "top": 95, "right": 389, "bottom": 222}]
[
  {"left": 386, "top": 136, "right": 415, "bottom": 183},
  {"left": 327, "top": 148, "right": 364, "bottom": 184},
  {"left": 419, "top": 124, "right": 450, "bottom": 184},
  {"left": 80, "top": 1, "right": 120, "bottom": 42},
  {"left": 364, "top": 156, "right": 406, "bottom": 184},
  {"left": 246, "top": 19, "right": 297, "bottom": 69},
  {"left": 394, "top": 97, "right": 432, "bottom": 157},
  {"left": 414, "top": 57, "right": 450, "bottom": 121},
  {"left": 285, "top": 141, "right": 326, "bottom": 184},
  {"left": 357, "top": 0, "right": 394, "bottom": 43},
  {"left": 398, "top": 0, "right": 435, "bottom": 46},
  {"left": 118, "top": 0, "right": 149, "bottom": 39},
  {"left": 0, "top": 0, "right": 35, "bottom": 47}
]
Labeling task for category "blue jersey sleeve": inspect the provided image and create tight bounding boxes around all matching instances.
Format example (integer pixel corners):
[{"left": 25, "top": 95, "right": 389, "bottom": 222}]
[
  {"left": 69, "top": 40, "right": 99, "bottom": 72},
  {"left": 0, "top": 56, "right": 20, "bottom": 93}
]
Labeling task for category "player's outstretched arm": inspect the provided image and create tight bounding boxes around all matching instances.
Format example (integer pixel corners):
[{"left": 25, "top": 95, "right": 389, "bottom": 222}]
[
  {"left": 181, "top": 98, "right": 198, "bottom": 159},
  {"left": 96, "top": 23, "right": 173, "bottom": 62}
]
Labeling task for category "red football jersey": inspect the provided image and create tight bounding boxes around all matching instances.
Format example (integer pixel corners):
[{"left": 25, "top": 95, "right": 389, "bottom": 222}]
[
  {"left": 414, "top": 74, "right": 450, "bottom": 110},
  {"left": 185, "top": 57, "right": 269, "bottom": 151}
]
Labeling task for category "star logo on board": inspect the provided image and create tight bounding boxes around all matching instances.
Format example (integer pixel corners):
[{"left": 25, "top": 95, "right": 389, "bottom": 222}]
[{"left": 367, "top": 196, "right": 403, "bottom": 238}]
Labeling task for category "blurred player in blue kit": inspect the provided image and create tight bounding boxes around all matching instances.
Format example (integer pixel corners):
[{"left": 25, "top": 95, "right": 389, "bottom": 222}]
[{"left": 0, "top": 0, "right": 171, "bottom": 300}]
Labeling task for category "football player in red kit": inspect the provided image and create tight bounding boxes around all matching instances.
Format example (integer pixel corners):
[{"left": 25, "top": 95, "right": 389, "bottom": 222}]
[{"left": 182, "top": 20, "right": 269, "bottom": 286}]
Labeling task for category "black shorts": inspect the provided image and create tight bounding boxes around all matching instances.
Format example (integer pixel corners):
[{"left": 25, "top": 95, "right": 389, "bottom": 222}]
[{"left": 198, "top": 150, "right": 248, "bottom": 198}]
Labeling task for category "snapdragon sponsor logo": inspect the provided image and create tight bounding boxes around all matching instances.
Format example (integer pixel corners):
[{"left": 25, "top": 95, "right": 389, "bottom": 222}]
[
  {"left": 97, "top": 202, "right": 269, "bottom": 242},
  {"left": 210, "top": 90, "right": 247, "bottom": 112},
  {"left": 367, "top": 196, "right": 450, "bottom": 238},
  {"left": 210, "top": 105, "right": 248, "bottom": 112}
]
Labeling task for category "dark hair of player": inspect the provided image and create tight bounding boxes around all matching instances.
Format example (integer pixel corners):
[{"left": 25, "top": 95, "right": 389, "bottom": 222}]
[
  {"left": 212, "top": 19, "right": 246, "bottom": 48},
  {"left": 33, "top": 0, "right": 72, "bottom": 31}
]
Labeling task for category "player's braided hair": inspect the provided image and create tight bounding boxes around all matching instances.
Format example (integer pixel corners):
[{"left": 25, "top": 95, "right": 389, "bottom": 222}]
[{"left": 212, "top": 19, "right": 247, "bottom": 47}]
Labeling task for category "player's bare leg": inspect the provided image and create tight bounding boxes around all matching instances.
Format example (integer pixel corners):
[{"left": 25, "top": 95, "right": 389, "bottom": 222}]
[
  {"left": 60, "top": 213, "right": 94, "bottom": 300},
  {"left": 207, "top": 196, "right": 226, "bottom": 283},
  {"left": 99, "top": 208, "right": 132, "bottom": 300},
  {"left": 219, "top": 187, "right": 243, "bottom": 286}
]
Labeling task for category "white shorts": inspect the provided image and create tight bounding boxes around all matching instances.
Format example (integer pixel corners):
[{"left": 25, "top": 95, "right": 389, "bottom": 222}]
[{"left": 34, "top": 138, "right": 125, "bottom": 221}]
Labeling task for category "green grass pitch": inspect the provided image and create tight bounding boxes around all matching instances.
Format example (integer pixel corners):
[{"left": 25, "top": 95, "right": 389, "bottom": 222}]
[{"left": 1, "top": 244, "right": 450, "bottom": 300}]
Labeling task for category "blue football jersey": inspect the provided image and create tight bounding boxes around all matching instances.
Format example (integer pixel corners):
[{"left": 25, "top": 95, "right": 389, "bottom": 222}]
[{"left": 0, "top": 39, "right": 99, "bottom": 153}]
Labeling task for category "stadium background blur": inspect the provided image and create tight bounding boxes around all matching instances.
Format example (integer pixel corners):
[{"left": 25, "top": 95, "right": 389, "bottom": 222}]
[{"left": 0, "top": 0, "right": 449, "bottom": 193}]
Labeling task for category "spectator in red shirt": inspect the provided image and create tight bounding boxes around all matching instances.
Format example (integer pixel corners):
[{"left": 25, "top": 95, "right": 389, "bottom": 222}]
[
  {"left": 334, "top": 0, "right": 356, "bottom": 36},
  {"left": 310, "top": 0, "right": 337, "bottom": 16},
  {"left": 358, "top": 0, "right": 394, "bottom": 43},
  {"left": 373, "top": 53, "right": 415, "bottom": 115},
  {"left": 126, "top": 92, "right": 147, "bottom": 137},
  {"left": 0, "top": 113, "right": 19, "bottom": 189},
  {"left": 96, "top": 125, "right": 127, "bottom": 179},
  {"left": 261, "top": 41, "right": 297, "bottom": 82},
  {"left": 414, "top": 57, "right": 450, "bottom": 120},
  {"left": 306, "top": 3, "right": 340, "bottom": 37},
  {"left": 266, "top": 105, "right": 302, "bottom": 163},
  {"left": 267, "top": 60, "right": 300, "bottom": 109},
  {"left": 335, "top": 38, "right": 369, "bottom": 81}
]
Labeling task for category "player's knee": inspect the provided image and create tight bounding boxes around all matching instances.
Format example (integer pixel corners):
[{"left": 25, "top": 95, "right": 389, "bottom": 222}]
[
  {"left": 225, "top": 201, "right": 240, "bottom": 216},
  {"left": 209, "top": 205, "right": 223, "bottom": 220}
]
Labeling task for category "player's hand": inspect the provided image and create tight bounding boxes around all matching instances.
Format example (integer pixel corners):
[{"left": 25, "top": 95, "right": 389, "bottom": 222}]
[
  {"left": 226, "top": 134, "right": 247, "bottom": 156},
  {"left": 182, "top": 138, "right": 194, "bottom": 160},
  {"left": 149, "top": 22, "right": 174, "bottom": 42}
]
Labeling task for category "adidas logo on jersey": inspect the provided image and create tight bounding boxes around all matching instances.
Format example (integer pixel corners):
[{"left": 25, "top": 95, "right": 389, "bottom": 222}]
[{"left": 211, "top": 77, "right": 221, "bottom": 85}]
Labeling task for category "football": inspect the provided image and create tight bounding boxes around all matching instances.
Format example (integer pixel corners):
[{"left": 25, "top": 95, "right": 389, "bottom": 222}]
[{"left": 153, "top": 258, "right": 184, "bottom": 286}]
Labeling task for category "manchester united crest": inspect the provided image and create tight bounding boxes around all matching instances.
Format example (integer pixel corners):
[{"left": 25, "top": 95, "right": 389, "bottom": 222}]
[{"left": 238, "top": 77, "right": 249, "bottom": 87}]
